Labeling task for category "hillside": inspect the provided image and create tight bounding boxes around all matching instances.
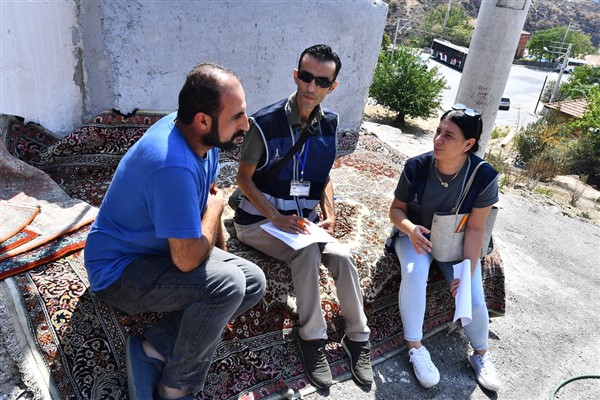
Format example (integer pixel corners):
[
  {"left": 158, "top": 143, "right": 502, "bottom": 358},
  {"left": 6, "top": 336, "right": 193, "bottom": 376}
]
[{"left": 384, "top": 0, "right": 600, "bottom": 50}]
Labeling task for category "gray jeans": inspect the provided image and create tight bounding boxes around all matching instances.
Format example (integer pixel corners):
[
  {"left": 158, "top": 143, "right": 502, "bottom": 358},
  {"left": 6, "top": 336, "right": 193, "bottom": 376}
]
[{"left": 94, "top": 247, "right": 266, "bottom": 393}]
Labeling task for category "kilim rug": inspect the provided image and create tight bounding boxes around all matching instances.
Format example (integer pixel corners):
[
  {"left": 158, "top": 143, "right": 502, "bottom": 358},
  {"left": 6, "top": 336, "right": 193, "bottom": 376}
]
[
  {"left": 0, "top": 111, "right": 505, "bottom": 399},
  {"left": 0, "top": 224, "right": 91, "bottom": 281},
  {"left": 0, "top": 117, "right": 97, "bottom": 280},
  {"left": 0, "top": 227, "right": 39, "bottom": 254},
  {"left": 0, "top": 202, "right": 40, "bottom": 243}
]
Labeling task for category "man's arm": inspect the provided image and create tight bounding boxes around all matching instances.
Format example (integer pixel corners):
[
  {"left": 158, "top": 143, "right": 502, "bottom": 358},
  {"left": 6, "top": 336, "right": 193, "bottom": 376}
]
[
  {"left": 237, "top": 161, "right": 307, "bottom": 234},
  {"left": 318, "top": 175, "right": 335, "bottom": 235},
  {"left": 168, "top": 184, "right": 224, "bottom": 272}
]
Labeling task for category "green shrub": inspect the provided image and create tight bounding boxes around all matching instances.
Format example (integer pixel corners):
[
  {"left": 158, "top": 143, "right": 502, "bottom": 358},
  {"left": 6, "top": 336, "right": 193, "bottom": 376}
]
[
  {"left": 491, "top": 126, "right": 510, "bottom": 140},
  {"left": 535, "top": 187, "right": 554, "bottom": 197},
  {"left": 514, "top": 118, "right": 570, "bottom": 183},
  {"left": 369, "top": 47, "right": 447, "bottom": 124},
  {"left": 484, "top": 149, "right": 507, "bottom": 175},
  {"left": 525, "top": 149, "right": 566, "bottom": 182},
  {"left": 565, "top": 86, "right": 600, "bottom": 188},
  {"left": 381, "top": 32, "right": 391, "bottom": 50},
  {"left": 564, "top": 133, "right": 600, "bottom": 188},
  {"left": 514, "top": 117, "right": 567, "bottom": 163},
  {"left": 579, "top": 211, "right": 591, "bottom": 220}
]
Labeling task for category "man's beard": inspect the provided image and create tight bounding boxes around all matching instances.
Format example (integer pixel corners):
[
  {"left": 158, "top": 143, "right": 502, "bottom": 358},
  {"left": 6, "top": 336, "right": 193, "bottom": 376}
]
[{"left": 202, "top": 117, "right": 244, "bottom": 152}]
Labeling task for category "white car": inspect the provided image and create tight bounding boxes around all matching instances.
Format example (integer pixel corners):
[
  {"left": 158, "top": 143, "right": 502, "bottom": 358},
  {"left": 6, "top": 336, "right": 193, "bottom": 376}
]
[{"left": 499, "top": 97, "right": 510, "bottom": 111}]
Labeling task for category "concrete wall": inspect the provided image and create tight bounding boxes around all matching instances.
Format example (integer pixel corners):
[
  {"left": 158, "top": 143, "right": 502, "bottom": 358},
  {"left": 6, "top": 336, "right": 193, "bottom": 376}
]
[
  {"left": 1, "top": 0, "right": 387, "bottom": 136},
  {"left": 1, "top": 1, "right": 84, "bottom": 135}
]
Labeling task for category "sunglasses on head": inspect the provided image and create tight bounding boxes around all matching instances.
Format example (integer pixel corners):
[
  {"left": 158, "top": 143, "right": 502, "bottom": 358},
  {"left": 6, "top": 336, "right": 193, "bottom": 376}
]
[
  {"left": 297, "top": 70, "right": 334, "bottom": 89},
  {"left": 452, "top": 103, "right": 481, "bottom": 117}
]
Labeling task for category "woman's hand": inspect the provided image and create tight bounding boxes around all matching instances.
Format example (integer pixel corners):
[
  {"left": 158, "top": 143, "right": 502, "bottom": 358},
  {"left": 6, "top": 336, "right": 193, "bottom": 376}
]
[
  {"left": 449, "top": 278, "right": 460, "bottom": 298},
  {"left": 408, "top": 225, "right": 432, "bottom": 255}
]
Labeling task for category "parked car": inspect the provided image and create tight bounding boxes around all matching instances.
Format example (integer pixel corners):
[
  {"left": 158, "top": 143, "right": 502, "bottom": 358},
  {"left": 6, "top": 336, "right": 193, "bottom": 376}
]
[{"left": 499, "top": 97, "right": 510, "bottom": 111}]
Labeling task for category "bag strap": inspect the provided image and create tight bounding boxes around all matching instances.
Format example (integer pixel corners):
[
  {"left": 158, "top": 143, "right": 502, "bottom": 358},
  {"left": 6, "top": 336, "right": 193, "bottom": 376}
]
[
  {"left": 451, "top": 160, "right": 488, "bottom": 214},
  {"left": 264, "top": 124, "right": 315, "bottom": 179}
]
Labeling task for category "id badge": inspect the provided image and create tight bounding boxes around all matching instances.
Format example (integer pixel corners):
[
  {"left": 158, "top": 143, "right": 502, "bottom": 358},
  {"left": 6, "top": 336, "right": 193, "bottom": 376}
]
[{"left": 290, "top": 180, "right": 311, "bottom": 197}]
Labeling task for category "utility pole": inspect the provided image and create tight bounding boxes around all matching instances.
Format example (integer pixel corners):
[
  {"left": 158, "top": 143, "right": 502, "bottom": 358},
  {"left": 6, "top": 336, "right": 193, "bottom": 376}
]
[
  {"left": 550, "top": 43, "right": 572, "bottom": 103},
  {"left": 442, "top": 0, "right": 452, "bottom": 39},
  {"left": 454, "top": 0, "right": 532, "bottom": 156},
  {"left": 391, "top": 18, "right": 409, "bottom": 58},
  {"left": 392, "top": 18, "right": 400, "bottom": 58},
  {"left": 534, "top": 75, "right": 548, "bottom": 115},
  {"left": 561, "top": 22, "right": 571, "bottom": 45}
]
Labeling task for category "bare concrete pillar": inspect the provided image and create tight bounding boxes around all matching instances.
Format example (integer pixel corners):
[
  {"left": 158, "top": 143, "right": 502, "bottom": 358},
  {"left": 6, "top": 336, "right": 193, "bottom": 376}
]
[{"left": 455, "top": 0, "right": 532, "bottom": 156}]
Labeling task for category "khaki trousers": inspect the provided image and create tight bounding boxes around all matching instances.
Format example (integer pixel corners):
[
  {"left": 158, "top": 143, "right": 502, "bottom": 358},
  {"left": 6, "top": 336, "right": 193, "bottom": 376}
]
[{"left": 235, "top": 220, "right": 371, "bottom": 342}]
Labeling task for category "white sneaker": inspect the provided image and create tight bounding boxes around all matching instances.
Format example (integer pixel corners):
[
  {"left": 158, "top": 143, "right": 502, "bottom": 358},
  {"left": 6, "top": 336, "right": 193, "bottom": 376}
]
[
  {"left": 469, "top": 352, "right": 501, "bottom": 392},
  {"left": 408, "top": 346, "right": 440, "bottom": 388}
]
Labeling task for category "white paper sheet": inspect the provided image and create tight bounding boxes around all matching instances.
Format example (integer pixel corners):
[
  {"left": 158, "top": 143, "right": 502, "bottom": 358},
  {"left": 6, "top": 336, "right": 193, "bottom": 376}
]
[
  {"left": 260, "top": 221, "right": 337, "bottom": 250},
  {"left": 452, "top": 259, "right": 472, "bottom": 326}
]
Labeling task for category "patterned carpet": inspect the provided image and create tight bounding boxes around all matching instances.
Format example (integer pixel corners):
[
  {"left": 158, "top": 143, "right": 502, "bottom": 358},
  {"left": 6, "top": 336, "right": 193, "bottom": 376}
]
[{"left": 1, "top": 111, "right": 505, "bottom": 399}]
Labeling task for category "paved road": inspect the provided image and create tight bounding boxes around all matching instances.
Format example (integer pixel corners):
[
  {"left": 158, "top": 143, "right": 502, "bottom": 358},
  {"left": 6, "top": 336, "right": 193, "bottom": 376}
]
[{"left": 429, "top": 59, "right": 560, "bottom": 129}]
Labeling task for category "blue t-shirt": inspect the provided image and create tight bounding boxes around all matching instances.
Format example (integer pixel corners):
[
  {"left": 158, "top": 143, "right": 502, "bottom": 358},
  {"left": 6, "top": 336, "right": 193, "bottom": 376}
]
[{"left": 84, "top": 112, "right": 220, "bottom": 291}]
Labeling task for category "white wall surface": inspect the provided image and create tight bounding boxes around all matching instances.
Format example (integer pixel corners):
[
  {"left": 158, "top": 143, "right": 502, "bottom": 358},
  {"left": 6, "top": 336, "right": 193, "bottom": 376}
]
[
  {"left": 2, "top": 0, "right": 387, "bottom": 136},
  {"left": 1, "top": 0, "right": 84, "bottom": 135},
  {"left": 82, "top": 0, "right": 387, "bottom": 133}
]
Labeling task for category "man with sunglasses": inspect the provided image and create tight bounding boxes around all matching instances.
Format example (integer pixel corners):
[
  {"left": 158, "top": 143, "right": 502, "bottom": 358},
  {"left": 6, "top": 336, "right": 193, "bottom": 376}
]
[{"left": 233, "top": 44, "right": 372, "bottom": 389}]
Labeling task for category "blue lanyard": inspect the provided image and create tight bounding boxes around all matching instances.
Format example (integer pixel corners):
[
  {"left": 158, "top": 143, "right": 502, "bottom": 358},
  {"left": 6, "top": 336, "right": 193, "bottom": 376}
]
[{"left": 295, "top": 127, "right": 310, "bottom": 181}]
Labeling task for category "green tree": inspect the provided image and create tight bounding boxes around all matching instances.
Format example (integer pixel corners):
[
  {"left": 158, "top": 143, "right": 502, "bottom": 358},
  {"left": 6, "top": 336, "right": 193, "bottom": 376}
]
[
  {"left": 369, "top": 47, "right": 447, "bottom": 124},
  {"left": 543, "top": 65, "right": 600, "bottom": 103},
  {"left": 560, "top": 65, "right": 600, "bottom": 100},
  {"left": 527, "top": 26, "right": 597, "bottom": 60},
  {"left": 411, "top": 4, "right": 473, "bottom": 48}
]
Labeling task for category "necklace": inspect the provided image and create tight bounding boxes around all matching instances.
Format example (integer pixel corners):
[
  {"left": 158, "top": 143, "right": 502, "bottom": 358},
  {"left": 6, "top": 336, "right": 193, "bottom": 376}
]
[{"left": 434, "top": 159, "right": 465, "bottom": 188}]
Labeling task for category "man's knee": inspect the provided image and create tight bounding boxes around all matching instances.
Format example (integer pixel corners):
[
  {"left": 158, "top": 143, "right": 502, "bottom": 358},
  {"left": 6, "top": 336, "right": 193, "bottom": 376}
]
[
  {"left": 216, "top": 267, "right": 252, "bottom": 303},
  {"left": 246, "top": 262, "right": 267, "bottom": 298}
]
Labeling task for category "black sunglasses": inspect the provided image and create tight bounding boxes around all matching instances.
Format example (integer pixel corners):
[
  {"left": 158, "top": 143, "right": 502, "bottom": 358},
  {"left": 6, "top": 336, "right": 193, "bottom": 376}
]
[
  {"left": 452, "top": 103, "right": 481, "bottom": 117},
  {"left": 297, "top": 70, "right": 334, "bottom": 89}
]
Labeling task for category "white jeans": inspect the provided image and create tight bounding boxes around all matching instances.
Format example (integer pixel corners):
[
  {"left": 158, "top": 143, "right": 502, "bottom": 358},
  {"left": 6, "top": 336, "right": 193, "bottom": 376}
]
[{"left": 394, "top": 235, "right": 489, "bottom": 351}]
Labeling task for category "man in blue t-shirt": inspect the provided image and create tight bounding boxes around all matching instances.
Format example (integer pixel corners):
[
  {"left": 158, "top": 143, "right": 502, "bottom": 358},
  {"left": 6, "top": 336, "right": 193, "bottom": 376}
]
[{"left": 84, "top": 63, "right": 266, "bottom": 400}]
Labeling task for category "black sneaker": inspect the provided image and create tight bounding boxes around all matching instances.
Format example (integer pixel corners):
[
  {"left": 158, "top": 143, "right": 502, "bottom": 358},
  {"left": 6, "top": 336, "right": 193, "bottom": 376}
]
[
  {"left": 341, "top": 335, "right": 373, "bottom": 386},
  {"left": 297, "top": 337, "right": 333, "bottom": 389}
]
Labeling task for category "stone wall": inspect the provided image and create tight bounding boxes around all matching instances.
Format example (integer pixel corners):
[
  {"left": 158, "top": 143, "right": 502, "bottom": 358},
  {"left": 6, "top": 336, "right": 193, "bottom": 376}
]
[{"left": 1, "top": 0, "right": 387, "bottom": 136}]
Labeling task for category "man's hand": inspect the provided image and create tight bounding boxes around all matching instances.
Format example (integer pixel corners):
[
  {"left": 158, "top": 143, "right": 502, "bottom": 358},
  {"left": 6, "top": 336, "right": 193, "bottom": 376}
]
[
  {"left": 317, "top": 218, "right": 335, "bottom": 235},
  {"left": 207, "top": 186, "right": 225, "bottom": 215},
  {"left": 168, "top": 184, "right": 224, "bottom": 272},
  {"left": 272, "top": 214, "right": 309, "bottom": 234}
]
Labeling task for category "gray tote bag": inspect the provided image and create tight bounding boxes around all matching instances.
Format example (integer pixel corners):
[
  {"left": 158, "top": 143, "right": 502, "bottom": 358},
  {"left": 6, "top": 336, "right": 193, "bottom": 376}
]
[{"left": 430, "top": 161, "right": 499, "bottom": 262}]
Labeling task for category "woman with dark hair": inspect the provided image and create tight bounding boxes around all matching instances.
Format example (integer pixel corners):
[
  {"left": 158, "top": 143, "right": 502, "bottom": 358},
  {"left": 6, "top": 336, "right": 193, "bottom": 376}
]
[{"left": 387, "top": 105, "right": 500, "bottom": 392}]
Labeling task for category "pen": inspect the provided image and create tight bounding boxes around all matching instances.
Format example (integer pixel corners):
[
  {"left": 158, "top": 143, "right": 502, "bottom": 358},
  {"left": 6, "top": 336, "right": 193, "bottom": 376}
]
[
  {"left": 293, "top": 214, "right": 306, "bottom": 229},
  {"left": 456, "top": 214, "right": 468, "bottom": 233}
]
